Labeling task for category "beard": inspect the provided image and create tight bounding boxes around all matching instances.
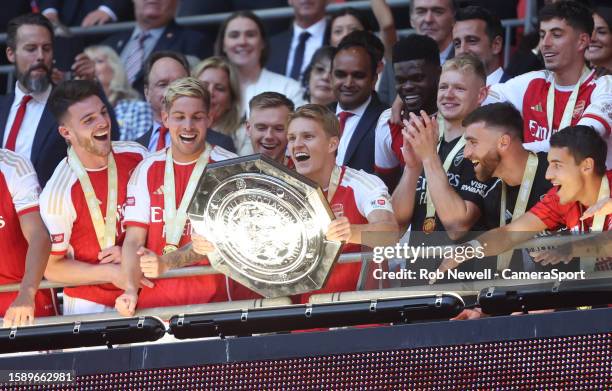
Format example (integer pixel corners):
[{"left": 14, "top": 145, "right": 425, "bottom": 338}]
[
  {"left": 17, "top": 64, "right": 51, "bottom": 93},
  {"left": 474, "top": 150, "right": 501, "bottom": 182}
]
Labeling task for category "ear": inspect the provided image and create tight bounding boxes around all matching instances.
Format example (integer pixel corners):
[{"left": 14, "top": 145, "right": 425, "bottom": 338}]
[
  {"left": 245, "top": 120, "right": 252, "bottom": 136},
  {"left": 328, "top": 135, "right": 339, "bottom": 154},
  {"left": 580, "top": 156, "right": 595, "bottom": 174},
  {"left": 477, "top": 85, "right": 489, "bottom": 105},
  {"left": 6, "top": 46, "right": 15, "bottom": 64},
  {"left": 58, "top": 125, "right": 70, "bottom": 141},
  {"left": 491, "top": 36, "right": 503, "bottom": 56},
  {"left": 576, "top": 32, "right": 590, "bottom": 53},
  {"left": 161, "top": 111, "right": 169, "bottom": 128},
  {"left": 143, "top": 85, "right": 150, "bottom": 102},
  {"left": 497, "top": 133, "right": 511, "bottom": 152}
]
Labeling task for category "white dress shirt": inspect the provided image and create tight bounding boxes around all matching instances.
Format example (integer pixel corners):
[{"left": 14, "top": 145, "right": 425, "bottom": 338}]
[
  {"left": 243, "top": 69, "right": 306, "bottom": 117},
  {"left": 2, "top": 83, "right": 52, "bottom": 160},
  {"left": 439, "top": 42, "right": 453, "bottom": 65},
  {"left": 285, "top": 18, "right": 327, "bottom": 78},
  {"left": 487, "top": 67, "right": 504, "bottom": 86},
  {"left": 335, "top": 96, "right": 372, "bottom": 165},
  {"left": 147, "top": 121, "right": 171, "bottom": 151}
]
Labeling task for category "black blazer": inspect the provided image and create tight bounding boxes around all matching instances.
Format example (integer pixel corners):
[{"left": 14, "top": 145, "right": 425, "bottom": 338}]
[
  {"left": 38, "top": 0, "right": 131, "bottom": 26},
  {"left": 103, "top": 20, "right": 213, "bottom": 93},
  {"left": 0, "top": 90, "right": 120, "bottom": 187},
  {"left": 334, "top": 93, "right": 388, "bottom": 174},
  {"left": 266, "top": 22, "right": 328, "bottom": 79},
  {"left": 136, "top": 127, "right": 236, "bottom": 154}
]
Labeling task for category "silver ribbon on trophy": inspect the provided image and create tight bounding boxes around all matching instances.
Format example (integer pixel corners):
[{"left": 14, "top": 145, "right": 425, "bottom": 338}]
[{"left": 187, "top": 155, "right": 342, "bottom": 298}]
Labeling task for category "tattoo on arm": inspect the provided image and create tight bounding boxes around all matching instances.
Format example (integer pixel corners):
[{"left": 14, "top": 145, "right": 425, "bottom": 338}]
[{"left": 162, "top": 243, "right": 203, "bottom": 269}]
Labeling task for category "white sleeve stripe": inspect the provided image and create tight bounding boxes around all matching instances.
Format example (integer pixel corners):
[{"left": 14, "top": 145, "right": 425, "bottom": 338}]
[
  {"left": 0, "top": 150, "right": 30, "bottom": 177},
  {"left": 46, "top": 162, "right": 74, "bottom": 215},
  {"left": 111, "top": 141, "right": 149, "bottom": 157},
  {"left": 343, "top": 167, "right": 381, "bottom": 190}
]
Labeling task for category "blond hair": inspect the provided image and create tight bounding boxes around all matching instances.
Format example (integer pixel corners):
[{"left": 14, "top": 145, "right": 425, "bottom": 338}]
[
  {"left": 442, "top": 53, "right": 487, "bottom": 85},
  {"left": 84, "top": 45, "right": 140, "bottom": 106},
  {"left": 192, "top": 56, "right": 241, "bottom": 136},
  {"left": 287, "top": 104, "right": 339, "bottom": 138},
  {"left": 163, "top": 77, "right": 210, "bottom": 112}
]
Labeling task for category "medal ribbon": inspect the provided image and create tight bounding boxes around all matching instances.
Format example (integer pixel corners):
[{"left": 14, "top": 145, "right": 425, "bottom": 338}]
[
  {"left": 497, "top": 152, "right": 539, "bottom": 270},
  {"left": 67, "top": 147, "right": 118, "bottom": 249},
  {"left": 424, "top": 116, "right": 466, "bottom": 221},
  {"left": 326, "top": 165, "right": 342, "bottom": 204},
  {"left": 581, "top": 175, "right": 610, "bottom": 271},
  {"left": 546, "top": 67, "right": 590, "bottom": 134},
  {"left": 163, "top": 144, "right": 211, "bottom": 247}
]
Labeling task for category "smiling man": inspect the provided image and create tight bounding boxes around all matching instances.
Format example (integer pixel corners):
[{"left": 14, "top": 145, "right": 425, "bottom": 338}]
[
  {"left": 115, "top": 77, "right": 237, "bottom": 316},
  {"left": 287, "top": 103, "right": 397, "bottom": 302},
  {"left": 374, "top": 35, "right": 440, "bottom": 190},
  {"left": 438, "top": 125, "right": 611, "bottom": 275},
  {"left": 485, "top": 1, "right": 612, "bottom": 165},
  {"left": 246, "top": 92, "right": 295, "bottom": 167},
  {"left": 410, "top": 0, "right": 457, "bottom": 64},
  {"left": 40, "top": 80, "right": 148, "bottom": 315}
]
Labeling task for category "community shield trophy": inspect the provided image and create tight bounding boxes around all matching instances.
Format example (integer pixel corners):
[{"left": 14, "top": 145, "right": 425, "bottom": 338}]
[{"left": 187, "top": 155, "right": 342, "bottom": 298}]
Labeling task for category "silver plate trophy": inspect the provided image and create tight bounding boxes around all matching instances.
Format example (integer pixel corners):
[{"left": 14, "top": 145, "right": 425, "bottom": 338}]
[{"left": 187, "top": 154, "right": 342, "bottom": 298}]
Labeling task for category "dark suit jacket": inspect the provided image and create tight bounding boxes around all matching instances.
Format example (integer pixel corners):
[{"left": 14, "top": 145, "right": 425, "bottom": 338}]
[
  {"left": 38, "top": 0, "right": 131, "bottom": 26},
  {"left": 136, "top": 127, "right": 236, "bottom": 154},
  {"left": 103, "top": 20, "right": 213, "bottom": 93},
  {"left": 334, "top": 93, "right": 388, "bottom": 174},
  {"left": 266, "top": 22, "right": 328, "bottom": 79},
  {"left": 0, "top": 89, "right": 120, "bottom": 187}
]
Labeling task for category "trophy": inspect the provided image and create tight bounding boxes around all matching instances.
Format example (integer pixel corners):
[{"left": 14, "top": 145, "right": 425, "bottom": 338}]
[{"left": 187, "top": 155, "right": 342, "bottom": 298}]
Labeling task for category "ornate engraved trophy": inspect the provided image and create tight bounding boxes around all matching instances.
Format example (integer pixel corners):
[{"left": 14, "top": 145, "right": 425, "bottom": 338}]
[{"left": 187, "top": 155, "right": 342, "bottom": 298}]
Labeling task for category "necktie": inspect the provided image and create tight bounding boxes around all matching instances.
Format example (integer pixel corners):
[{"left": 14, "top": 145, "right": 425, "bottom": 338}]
[
  {"left": 338, "top": 111, "right": 354, "bottom": 138},
  {"left": 5, "top": 95, "right": 33, "bottom": 151},
  {"left": 155, "top": 126, "right": 169, "bottom": 151},
  {"left": 289, "top": 31, "right": 311, "bottom": 81},
  {"left": 125, "top": 32, "right": 150, "bottom": 84}
]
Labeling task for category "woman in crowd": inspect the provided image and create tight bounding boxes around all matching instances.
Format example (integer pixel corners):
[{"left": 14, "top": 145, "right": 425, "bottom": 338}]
[
  {"left": 587, "top": 6, "right": 612, "bottom": 77},
  {"left": 301, "top": 46, "right": 335, "bottom": 106},
  {"left": 215, "top": 11, "right": 305, "bottom": 117},
  {"left": 192, "top": 56, "right": 250, "bottom": 155},
  {"left": 83, "top": 45, "right": 151, "bottom": 141}
]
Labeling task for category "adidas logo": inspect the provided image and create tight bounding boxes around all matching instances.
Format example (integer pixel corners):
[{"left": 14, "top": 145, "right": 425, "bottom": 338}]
[
  {"left": 153, "top": 186, "right": 164, "bottom": 195},
  {"left": 531, "top": 103, "right": 543, "bottom": 112}
]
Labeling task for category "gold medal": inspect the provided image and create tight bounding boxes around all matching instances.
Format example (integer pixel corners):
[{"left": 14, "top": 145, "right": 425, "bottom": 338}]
[
  {"left": 422, "top": 217, "right": 436, "bottom": 234},
  {"left": 163, "top": 244, "right": 178, "bottom": 254}
]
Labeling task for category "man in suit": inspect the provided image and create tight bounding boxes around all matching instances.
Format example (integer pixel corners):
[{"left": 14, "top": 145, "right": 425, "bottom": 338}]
[
  {"left": 331, "top": 31, "right": 388, "bottom": 174},
  {"left": 410, "top": 0, "right": 457, "bottom": 65},
  {"left": 0, "top": 13, "right": 119, "bottom": 186},
  {"left": 102, "top": 0, "right": 211, "bottom": 93},
  {"left": 267, "top": 0, "right": 329, "bottom": 81},
  {"left": 453, "top": 6, "right": 510, "bottom": 86},
  {"left": 135, "top": 51, "right": 235, "bottom": 153}
]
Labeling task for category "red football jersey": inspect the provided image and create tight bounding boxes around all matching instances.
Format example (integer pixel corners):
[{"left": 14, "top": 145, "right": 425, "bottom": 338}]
[
  {"left": 486, "top": 70, "right": 612, "bottom": 167},
  {"left": 529, "top": 171, "right": 612, "bottom": 233},
  {"left": 40, "top": 142, "right": 147, "bottom": 307},
  {"left": 124, "top": 146, "right": 237, "bottom": 308},
  {"left": 298, "top": 166, "right": 393, "bottom": 303},
  {"left": 374, "top": 108, "right": 405, "bottom": 174},
  {"left": 0, "top": 149, "right": 55, "bottom": 317}
]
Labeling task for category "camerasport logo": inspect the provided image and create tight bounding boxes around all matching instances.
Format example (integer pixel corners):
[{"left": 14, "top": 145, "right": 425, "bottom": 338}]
[
  {"left": 126, "top": 196, "right": 135, "bottom": 206},
  {"left": 51, "top": 233, "right": 64, "bottom": 243},
  {"left": 0, "top": 215, "right": 5, "bottom": 229}
]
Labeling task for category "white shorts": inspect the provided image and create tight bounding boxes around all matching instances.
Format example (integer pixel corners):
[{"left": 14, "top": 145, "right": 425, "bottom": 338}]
[{"left": 62, "top": 294, "right": 114, "bottom": 315}]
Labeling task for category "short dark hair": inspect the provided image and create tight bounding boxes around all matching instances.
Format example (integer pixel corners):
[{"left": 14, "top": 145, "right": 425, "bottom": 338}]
[
  {"left": 455, "top": 6, "right": 504, "bottom": 44},
  {"left": 550, "top": 125, "right": 607, "bottom": 176},
  {"left": 392, "top": 34, "right": 440, "bottom": 66},
  {"left": 335, "top": 30, "right": 383, "bottom": 75},
  {"left": 143, "top": 51, "right": 189, "bottom": 87},
  {"left": 410, "top": 0, "right": 458, "bottom": 14},
  {"left": 249, "top": 91, "right": 295, "bottom": 113},
  {"left": 6, "top": 13, "right": 54, "bottom": 49},
  {"left": 463, "top": 103, "right": 524, "bottom": 141},
  {"left": 48, "top": 80, "right": 103, "bottom": 123},
  {"left": 215, "top": 11, "right": 269, "bottom": 67},
  {"left": 539, "top": 0, "right": 594, "bottom": 36},
  {"left": 594, "top": 6, "right": 612, "bottom": 31},
  {"left": 326, "top": 7, "right": 372, "bottom": 42}
]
